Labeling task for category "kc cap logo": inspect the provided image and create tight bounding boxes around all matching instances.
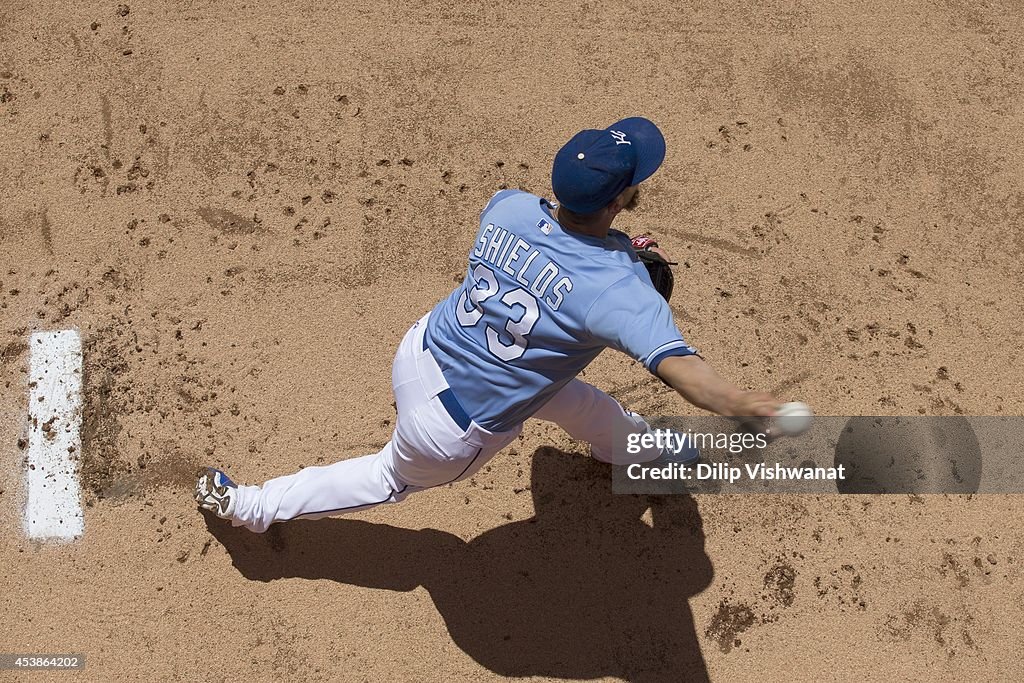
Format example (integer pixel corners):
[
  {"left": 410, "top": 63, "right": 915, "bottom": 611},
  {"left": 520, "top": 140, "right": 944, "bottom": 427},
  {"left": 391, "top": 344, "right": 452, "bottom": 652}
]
[{"left": 609, "top": 130, "right": 631, "bottom": 145}]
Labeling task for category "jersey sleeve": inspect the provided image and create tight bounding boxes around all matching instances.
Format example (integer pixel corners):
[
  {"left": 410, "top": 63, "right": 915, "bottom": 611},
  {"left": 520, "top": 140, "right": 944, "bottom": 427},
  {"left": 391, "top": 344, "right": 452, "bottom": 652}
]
[{"left": 584, "top": 274, "right": 699, "bottom": 372}]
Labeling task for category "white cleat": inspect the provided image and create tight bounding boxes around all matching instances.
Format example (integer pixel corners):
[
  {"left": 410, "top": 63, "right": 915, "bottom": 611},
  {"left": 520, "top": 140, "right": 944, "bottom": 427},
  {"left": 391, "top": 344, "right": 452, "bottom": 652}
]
[{"left": 195, "top": 467, "right": 237, "bottom": 519}]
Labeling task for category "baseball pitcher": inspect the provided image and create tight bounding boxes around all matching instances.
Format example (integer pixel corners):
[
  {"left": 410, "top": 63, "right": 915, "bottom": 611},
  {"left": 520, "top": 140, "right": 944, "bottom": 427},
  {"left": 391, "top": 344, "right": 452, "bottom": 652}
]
[{"left": 196, "top": 117, "right": 781, "bottom": 533}]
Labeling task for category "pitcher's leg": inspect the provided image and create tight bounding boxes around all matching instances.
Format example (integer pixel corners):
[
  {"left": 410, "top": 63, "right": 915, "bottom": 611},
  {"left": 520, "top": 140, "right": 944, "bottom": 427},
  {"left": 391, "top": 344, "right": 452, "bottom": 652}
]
[
  {"left": 228, "top": 404, "right": 518, "bottom": 534},
  {"left": 532, "top": 379, "right": 663, "bottom": 465},
  {"left": 230, "top": 443, "right": 413, "bottom": 533}
]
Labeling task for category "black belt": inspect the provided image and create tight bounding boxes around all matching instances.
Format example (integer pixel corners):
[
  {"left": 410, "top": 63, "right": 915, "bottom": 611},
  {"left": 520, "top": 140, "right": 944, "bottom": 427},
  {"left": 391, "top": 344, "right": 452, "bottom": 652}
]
[{"left": 422, "top": 326, "right": 472, "bottom": 431}]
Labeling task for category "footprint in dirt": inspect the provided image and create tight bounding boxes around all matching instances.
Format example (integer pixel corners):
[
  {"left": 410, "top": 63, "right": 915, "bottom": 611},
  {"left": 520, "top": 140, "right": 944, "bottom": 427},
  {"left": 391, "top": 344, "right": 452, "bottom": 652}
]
[{"left": 197, "top": 207, "right": 261, "bottom": 235}]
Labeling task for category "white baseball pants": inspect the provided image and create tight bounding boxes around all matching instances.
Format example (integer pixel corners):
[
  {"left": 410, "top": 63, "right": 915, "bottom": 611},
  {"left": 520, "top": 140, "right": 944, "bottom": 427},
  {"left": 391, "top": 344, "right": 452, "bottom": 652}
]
[{"left": 230, "top": 313, "right": 665, "bottom": 533}]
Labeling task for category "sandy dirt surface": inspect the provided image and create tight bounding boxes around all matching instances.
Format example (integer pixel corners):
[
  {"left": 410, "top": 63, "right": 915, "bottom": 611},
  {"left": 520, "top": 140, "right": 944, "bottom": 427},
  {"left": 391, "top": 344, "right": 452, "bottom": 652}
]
[{"left": 2, "top": 0, "right": 1023, "bottom": 680}]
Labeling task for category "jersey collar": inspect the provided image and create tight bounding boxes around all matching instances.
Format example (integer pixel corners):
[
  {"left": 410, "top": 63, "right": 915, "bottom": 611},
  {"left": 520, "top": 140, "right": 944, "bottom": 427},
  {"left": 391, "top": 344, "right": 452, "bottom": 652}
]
[{"left": 541, "top": 197, "right": 613, "bottom": 248}]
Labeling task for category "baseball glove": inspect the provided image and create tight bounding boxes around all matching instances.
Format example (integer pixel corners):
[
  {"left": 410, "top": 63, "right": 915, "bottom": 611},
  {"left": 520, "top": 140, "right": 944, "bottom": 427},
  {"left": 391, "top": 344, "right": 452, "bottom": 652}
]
[{"left": 631, "top": 236, "right": 676, "bottom": 301}]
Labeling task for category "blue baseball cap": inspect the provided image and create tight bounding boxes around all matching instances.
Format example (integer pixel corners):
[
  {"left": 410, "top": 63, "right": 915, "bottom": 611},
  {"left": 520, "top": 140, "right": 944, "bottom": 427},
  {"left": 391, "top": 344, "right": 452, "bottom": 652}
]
[{"left": 551, "top": 117, "right": 666, "bottom": 214}]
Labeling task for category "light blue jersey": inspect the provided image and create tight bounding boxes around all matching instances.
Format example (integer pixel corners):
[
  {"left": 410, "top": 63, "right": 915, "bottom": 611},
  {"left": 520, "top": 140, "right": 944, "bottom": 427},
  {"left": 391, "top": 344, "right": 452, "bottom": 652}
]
[{"left": 425, "top": 190, "right": 698, "bottom": 432}]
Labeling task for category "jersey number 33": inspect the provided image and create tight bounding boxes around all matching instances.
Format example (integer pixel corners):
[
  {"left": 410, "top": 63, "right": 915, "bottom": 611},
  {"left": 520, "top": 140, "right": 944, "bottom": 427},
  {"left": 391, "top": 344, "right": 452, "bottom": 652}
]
[{"left": 456, "top": 264, "right": 540, "bottom": 362}]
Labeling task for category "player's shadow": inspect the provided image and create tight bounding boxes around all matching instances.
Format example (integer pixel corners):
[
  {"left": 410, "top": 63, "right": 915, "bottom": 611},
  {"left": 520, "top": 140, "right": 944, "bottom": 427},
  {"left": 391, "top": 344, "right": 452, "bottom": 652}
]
[{"left": 206, "top": 447, "right": 714, "bottom": 682}]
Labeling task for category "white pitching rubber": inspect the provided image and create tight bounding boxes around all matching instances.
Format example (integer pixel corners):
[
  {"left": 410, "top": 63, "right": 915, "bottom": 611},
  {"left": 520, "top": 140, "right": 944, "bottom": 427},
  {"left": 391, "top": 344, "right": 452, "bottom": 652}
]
[{"left": 24, "top": 330, "right": 85, "bottom": 541}]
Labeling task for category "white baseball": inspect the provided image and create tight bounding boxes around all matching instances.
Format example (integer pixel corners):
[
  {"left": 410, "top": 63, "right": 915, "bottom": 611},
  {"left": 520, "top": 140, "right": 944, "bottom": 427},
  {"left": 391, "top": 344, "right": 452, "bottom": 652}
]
[{"left": 775, "top": 401, "right": 814, "bottom": 436}]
